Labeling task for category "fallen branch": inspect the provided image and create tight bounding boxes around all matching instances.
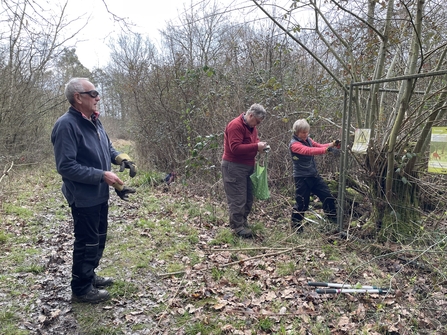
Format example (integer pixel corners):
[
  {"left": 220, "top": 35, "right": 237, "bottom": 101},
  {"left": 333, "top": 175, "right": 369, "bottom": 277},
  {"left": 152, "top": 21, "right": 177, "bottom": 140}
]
[
  {"left": 0, "top": 161, "right": 14, "bottom": 183},
  {"left": 157, "top": 246, "right": 303, "bottom": 278},
  {"left": 157, "top": 271, "right": 187, "bottom": 279},
  {"left": 398, "top": 256, "right": 432, "bottom": 272},
  {"left": 226, "top": 308, "right": 317, "bottom": 317},
  {"left": 216, "top": 247, "right": 300, "bottom": 269}
]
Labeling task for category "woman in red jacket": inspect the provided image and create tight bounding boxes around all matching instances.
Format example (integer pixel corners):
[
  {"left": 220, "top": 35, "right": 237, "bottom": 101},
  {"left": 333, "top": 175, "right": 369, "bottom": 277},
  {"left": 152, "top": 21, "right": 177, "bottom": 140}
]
[{"left": 290, "top": 119, "right": 339, "bottom": 232}]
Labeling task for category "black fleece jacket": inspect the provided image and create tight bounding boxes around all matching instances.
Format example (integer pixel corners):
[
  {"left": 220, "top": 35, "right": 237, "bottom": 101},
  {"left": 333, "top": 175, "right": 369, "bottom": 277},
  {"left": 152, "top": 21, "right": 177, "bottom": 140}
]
[{"left": 51, "top": 107, "right": 120, "bottom": 207}]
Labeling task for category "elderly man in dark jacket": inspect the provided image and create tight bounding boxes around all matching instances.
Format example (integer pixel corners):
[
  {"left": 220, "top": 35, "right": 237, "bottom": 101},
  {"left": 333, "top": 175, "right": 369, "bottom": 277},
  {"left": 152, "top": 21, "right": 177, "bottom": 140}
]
[
  {"left": 51, "top": 78, "right": 136, "bottom": 303},
  {"left": 290, "top": 119, "right": 339, "bottom": 232}
]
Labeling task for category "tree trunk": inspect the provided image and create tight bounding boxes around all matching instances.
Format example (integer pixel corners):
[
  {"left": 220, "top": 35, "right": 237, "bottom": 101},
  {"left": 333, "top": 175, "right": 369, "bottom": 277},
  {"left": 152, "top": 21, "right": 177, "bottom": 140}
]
[{"left": 374, "top": 0, "right": 424, "bottom": 239}]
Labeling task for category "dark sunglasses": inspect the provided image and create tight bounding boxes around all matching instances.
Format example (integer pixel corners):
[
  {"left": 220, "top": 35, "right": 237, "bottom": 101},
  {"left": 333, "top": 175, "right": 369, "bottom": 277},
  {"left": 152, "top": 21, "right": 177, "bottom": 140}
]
[{"left": 79, "top": 90, "right": 100, "bottom": 98}]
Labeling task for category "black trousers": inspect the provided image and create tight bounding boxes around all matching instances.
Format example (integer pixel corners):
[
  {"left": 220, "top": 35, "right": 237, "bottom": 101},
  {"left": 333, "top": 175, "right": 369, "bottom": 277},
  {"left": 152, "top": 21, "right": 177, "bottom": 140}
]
[
  {"left": 70, "top": 202, "right": 108, "bottom": 295},
  {"left": 291, "top": 176, "right": 336, "bottom": 223}
]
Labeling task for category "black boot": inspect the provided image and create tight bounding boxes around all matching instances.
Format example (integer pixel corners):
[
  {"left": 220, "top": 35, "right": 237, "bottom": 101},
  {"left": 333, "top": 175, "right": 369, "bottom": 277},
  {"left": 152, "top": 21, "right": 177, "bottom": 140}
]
[
  {"left": 234, "top": 226, "right": 254, "bottom": 238},
  {"left": 93, "top": 274, "right": 114, "bottom": 288},
  {"left": 72, "top": 288, "right": 110, "bottom": 304},
  {"left": 327, "top": 215, "right": 338, "bottom": 225}
]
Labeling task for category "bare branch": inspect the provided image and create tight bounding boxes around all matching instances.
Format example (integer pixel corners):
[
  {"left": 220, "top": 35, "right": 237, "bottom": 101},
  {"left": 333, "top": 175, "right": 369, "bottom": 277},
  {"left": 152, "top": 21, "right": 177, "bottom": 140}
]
[{"left": 0, "top": 161, "right": 14, "bottom": 183}]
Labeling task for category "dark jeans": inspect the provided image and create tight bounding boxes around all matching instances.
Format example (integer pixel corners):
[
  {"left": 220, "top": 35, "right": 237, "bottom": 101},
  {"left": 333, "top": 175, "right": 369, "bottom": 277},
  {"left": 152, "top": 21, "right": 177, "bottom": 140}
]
[
  {"left": 291, "top": 176, "right": 336, "bottom": 224},
  {"left": 70, "top": 202, "right": 108, "bottom": 295},
  {"left": 221, "top": 160, "right": 254, "bottom": 231}
]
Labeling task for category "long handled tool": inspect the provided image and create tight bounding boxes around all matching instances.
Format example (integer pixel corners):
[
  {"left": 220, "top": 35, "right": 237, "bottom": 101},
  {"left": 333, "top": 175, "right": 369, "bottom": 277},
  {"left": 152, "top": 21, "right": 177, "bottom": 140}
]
[
  {"left": 314, "top": 288, "right": 388, "bottom": 294},
  {"left": 308, "top": 282, "right": 390, "bottom": 294}
]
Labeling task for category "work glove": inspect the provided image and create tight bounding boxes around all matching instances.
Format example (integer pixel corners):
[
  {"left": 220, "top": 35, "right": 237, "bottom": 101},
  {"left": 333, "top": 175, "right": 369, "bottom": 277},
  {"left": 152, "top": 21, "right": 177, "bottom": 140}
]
[
  {"left": 332, "top": 139, "right": 341, "bottom": 149},
  {"left": 327, "top": 146, "right": 341, "bottom": 157},
  {"left": 115, "top": 153, "right": 137, "bottom": 178},
  {"left": 113, "top": 182, "right": 136, "bottom": 201}
]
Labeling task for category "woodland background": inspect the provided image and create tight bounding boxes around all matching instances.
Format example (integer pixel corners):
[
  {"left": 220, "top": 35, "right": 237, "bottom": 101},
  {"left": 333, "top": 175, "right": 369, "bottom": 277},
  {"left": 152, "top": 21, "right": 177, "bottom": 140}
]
[
  {"left": 1, "top": 0, "right": 447, "bottom": 333},
  {"left": 2, "top": 0, "right": 447, "bottom": 238}
]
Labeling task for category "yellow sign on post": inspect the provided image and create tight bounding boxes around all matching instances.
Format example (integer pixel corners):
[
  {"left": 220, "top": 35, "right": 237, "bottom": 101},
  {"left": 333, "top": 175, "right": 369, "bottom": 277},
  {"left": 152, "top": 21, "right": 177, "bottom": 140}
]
[
  {"left": 428, "top": 127, "right": 447, "bottom": 174},
  {"left": 352, "top": 129, "right": 371, "bottom": 154}
]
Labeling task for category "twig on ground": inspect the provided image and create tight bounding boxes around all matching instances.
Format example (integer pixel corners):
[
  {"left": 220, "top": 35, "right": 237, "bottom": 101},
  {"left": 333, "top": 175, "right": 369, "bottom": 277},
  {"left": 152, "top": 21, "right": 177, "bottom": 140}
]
[
  {"left": 157, "top": 246, "right": 303, "bottom": 278},
  {"left": 0, "top": 161, "right": 14, "bottom": 183},
  {"left": 157, "top": 271, "right": 187, "bottom": 279},
  {"left": 154, "top": 266, "right": 191, "bottom": 333},
  {"left": 215, "top": 247, "right": 301, "bottom": 269}
]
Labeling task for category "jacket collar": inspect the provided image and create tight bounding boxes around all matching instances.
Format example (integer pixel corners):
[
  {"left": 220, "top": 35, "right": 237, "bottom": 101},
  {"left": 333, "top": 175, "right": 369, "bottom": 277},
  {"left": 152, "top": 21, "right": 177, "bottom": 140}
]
[{"left": 70, "top": 106, "right": 99, "bottom": 122}]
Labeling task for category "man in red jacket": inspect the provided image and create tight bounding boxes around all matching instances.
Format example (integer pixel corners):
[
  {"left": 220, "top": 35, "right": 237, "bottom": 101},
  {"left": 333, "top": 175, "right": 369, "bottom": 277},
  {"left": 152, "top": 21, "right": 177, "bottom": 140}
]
[{"left": 221, "top": 104, "right": 269, "bottom": 238}]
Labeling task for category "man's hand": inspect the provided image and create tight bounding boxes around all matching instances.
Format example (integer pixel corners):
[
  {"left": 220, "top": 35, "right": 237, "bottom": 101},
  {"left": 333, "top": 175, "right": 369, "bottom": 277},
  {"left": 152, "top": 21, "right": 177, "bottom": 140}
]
[
  {"left": 257, "top": 142, "right": 269, "bottom": 153},
  {"left": 115, "top": 153, "right": 137, "bottom": 178},
  {"left": 113, "top": 182, "right": 136, "bottom": 201}
]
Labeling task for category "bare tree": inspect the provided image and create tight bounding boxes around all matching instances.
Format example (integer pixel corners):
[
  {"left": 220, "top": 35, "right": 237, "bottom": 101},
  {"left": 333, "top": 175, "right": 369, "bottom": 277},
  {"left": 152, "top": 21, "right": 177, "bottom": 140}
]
[
  {"left": 253, "top": 0, "right": 447, "bottom": 238},
  {"left": 0, "top": 0, "right": 84, "bottom": 160}
]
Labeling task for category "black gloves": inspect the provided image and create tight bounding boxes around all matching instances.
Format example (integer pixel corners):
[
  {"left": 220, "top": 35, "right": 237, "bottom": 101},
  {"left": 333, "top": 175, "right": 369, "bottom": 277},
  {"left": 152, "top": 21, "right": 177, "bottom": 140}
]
[
  {"left": 119, "top": 160, "right": 137, "bottom": 177},
  {"left": 114, "top": 154, "right": 136, "bottom": 200},
  {"left": 327, "top": 140, "right": 341, "bottom": 157},
  {"left": 115, "top": 186, "right": 136, "bottom": 201},
  {"left": 327, "top": 146, "right": 341, "bottom": 157},
  {"left": 115, "top": 153, "right": 137, "bottom": 178},
  {"left": 113, "top": 182, "right": 136, "bottom": 201}
]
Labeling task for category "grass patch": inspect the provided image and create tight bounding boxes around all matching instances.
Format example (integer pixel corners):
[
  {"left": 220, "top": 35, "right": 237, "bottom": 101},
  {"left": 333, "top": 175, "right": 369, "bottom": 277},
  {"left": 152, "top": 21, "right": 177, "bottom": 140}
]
[
  {"left": 0, "top": 308, "right": 28, "bottom": 335},
  {"left": 108, "top": 280, "right": 139, "bottom": 298},
  {"left": 258, "top": 316, "right": 274, "bottom": 332},
  {"left": 209, "top": 228, "right": 237, "bottom": 245},
  {"left": 184, "top": 319, "right": 221, "bottom": 335},
  {"left": 1, "top": 162, "right": 447, "bottom": 334},
  {"left": 276, "top": 260, "right": 297, "bottom": 276},
  {"left": 3, "top": 203, "right": 34, "bottom": 218},
  {"left": 15, "top": 264, "right": 45, "bottom": 274},
  {"left": 0, "top": 230, "right": 9, "bottom": 244},
  {"left": 136, "top": 170, "right": 164, "bottom": 187},
  {"left": 73, "top": 305, "right": 123, "bottom": 335}
]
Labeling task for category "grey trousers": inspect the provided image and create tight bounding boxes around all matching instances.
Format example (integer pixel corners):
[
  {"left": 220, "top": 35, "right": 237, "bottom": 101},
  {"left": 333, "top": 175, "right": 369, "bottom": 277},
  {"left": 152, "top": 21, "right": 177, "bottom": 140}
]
[{"left": 221, "top": 160, "right": 254, "bottom": 231}]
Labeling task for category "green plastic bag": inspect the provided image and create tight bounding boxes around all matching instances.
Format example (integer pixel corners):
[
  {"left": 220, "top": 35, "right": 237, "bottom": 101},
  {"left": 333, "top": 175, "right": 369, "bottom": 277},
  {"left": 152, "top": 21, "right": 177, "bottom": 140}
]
[{"left": 250, "top": 156, "right": 270, "bottom": 200}]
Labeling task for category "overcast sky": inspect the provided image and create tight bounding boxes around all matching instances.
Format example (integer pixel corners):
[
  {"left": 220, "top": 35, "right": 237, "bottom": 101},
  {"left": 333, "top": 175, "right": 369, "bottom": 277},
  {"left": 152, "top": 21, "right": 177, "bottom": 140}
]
[
  {"left": 62, "top": 0, "right": 191, "bottom": 69},
  {"left": 57, "top": 0, "right": 248, "bottom": 70}
]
